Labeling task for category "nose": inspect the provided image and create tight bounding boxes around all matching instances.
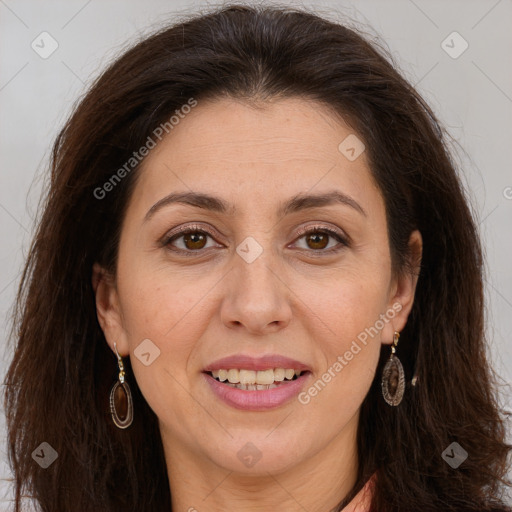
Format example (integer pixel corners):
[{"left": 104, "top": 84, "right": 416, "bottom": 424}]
[{"left": 220, "top": 246, "right": 293, "bottom": 335}]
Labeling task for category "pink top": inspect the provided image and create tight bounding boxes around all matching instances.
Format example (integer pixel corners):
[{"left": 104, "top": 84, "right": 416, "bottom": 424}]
[{"left": 341, "top": 472, "right": 376, "bottom": 512}]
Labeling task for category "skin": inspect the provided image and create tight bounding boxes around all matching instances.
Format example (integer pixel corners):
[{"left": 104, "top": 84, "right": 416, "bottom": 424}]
[{"left": 93, "top": 96, "right": 422, "bottom": 512}]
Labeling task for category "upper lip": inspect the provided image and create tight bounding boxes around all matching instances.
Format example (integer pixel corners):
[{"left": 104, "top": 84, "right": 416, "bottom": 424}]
[{"left": 203, "top": 354, "right": 312, "bottom": 373}]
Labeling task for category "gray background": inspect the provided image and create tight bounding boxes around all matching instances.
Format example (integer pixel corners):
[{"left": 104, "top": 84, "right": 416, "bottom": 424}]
[{"left": 1, "top": 0, "right": 511, "bottom": 507}]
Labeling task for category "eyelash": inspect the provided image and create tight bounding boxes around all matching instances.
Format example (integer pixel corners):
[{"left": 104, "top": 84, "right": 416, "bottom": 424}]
[{"left": 162, "top": 223, "right": 348, "bottom": 256}]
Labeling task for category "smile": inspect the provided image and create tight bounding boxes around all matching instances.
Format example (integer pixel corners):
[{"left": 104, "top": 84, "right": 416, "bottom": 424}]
[
  {"left": 208, "top": 368, "right": 304, "bottom": 390},
  {"left": 203, "top": 369, "right": 312, "bottom": 410}
]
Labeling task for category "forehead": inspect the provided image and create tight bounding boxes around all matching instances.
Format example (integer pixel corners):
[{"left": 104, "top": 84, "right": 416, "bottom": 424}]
[
  {"left": 147, "top": 96, "right": 356, "bottom": 163},
  {"left": 128, "top": 96, "right": 382, "bottom": 219}
]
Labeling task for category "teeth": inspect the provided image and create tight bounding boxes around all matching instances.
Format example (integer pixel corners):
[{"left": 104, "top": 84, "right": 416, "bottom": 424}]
[
  {"left": 256, "top": 369, "right": 274, "bottom": 385},
  {"left": 210, "top": 368, "right": 303, "bottom": 384},
  {"left": 227, "top": 369, "right": 239, "bottom": 383},
  {"left": 273, "top": 368, "right": 285, "bottom": 381},
  {"left": 239, "top": 369, "right": 256, "bottom": 385},
  {"left": 223, "top": 382, "right": 280, "bottom": 391}
]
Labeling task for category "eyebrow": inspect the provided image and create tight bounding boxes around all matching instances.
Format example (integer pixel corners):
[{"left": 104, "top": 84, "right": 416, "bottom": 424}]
[{"left": 144, "top": 189, "right": 367, "bottom": 222}]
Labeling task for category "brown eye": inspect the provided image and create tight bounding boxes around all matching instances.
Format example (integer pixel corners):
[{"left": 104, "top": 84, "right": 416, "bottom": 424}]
[
  {"left": 182, "top": 232, "right": 207, "bottom": 250},
  {"left": 164, "top": 228, "right": 218, "bottom": 254},
  {"left": 305, "top": 232, "right": 329, "bottom": 250},
  {"left": 294, "top": 227, "right": 347, "bottom": 253}
]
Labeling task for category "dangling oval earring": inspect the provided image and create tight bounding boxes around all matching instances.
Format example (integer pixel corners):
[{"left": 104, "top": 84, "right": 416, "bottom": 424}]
[
  {"left": 109, "top": 342, "right": 134, "bottom": 429},
  {"left": 381, "top": 331, "right": 405, "bottom": 406}
]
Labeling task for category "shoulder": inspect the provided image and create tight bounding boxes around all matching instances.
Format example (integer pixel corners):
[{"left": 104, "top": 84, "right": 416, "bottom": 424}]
[
  {"left": 341, "top": 473, "right": 511, "bottom": 512},
  {"left": 342, "top": 472, "right": 376, "bottom": 512}
]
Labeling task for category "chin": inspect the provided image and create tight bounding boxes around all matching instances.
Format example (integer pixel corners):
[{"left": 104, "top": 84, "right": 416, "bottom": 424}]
[{"left": 205, "top": 435, "right": 308, "bottom": 475}]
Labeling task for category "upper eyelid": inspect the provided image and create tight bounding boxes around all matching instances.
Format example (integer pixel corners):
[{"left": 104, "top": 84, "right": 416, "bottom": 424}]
[
  {"left": 165, "top": 223, "right": 219, "bottom": 240},
  {"left": 165, "top": 222, "right": 345, "bottom": 236},
  {"left": 294, "top": 224, "right": 343, "bottom": 237}
]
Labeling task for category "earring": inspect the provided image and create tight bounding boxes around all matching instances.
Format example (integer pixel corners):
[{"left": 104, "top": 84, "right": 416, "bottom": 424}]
[
  {"left": 381, "top": 331, "right": 405, "bottom": 406},
  {"left": 109, "top": 342, "right": 134, "bottom": 429}
]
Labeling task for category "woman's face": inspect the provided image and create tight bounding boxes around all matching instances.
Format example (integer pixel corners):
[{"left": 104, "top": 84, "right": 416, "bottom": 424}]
[{"left": 94, "top": 97, "right": 421, "bottom": 478}]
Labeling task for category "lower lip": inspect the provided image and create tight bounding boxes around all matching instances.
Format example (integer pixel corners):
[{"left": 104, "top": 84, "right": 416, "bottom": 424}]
[{"left": 203, "top": 372, "right": 312, "bottom": 411}]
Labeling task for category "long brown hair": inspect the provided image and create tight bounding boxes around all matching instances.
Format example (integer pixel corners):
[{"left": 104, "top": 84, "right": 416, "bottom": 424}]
[{"left": 4, "top": 4, "right": 511, "bottom": 511}]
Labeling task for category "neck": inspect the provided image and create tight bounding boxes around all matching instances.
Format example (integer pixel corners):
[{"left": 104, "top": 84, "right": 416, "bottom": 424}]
[{"left": 161, "top": 412, "right": 361, "bottom": 512}]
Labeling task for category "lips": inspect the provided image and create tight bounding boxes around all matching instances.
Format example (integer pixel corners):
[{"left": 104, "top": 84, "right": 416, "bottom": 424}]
[
  {"left": 203, "top": 370, "right": 312, "bottom": 410},
  {"left": 203, "top": 354, "right": 312, "bottom": 373},
  {"left": 202, "top": 354, "right": 313, "bottom": 410}
]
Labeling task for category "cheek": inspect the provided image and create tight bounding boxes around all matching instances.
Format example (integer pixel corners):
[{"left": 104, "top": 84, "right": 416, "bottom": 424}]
[
  {"left": 119, "top": 278, "right": 192, "bottom": 338},
  {"left": 296, "top": 286, "right": 384, "bottom": 422},
  {"left": 114, "top": 255, "right": 205, "bottom": 393},
  {"left": 298, "top": 344, "right": 380, "bottom": 430},
  {"left": 116, "top": 230, "right": 210, "bottom": 345},
  {"left": 302, "top": 262, "right": 391, "bottom": 347},
  {"left": 116, "top": 271, "right": 207, "bottom": 422},
  {"left": 293, "top": 267, "right": 389, "bottom": 412}
]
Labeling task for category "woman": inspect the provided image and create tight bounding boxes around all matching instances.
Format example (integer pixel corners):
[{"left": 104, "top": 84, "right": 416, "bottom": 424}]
[{"left": 3, "top": 4, "right": 511, "bottom": 511}]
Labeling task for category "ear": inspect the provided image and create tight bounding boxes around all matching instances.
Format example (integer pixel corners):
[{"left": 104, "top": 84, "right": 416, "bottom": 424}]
[
  {"left": 92, "top": 262, "right": 130, "bottom": 356},
  {"left": 381, "top": 229, "right": 423, "bottom": 344}
]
